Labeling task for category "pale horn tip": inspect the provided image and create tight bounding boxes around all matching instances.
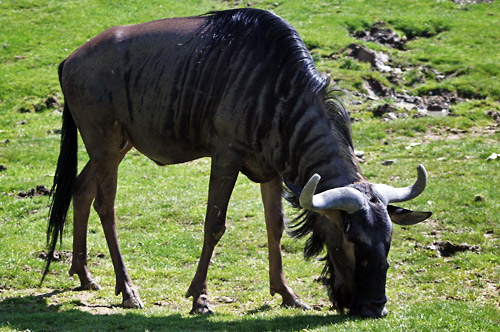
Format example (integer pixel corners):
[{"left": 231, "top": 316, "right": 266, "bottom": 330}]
[{"left": 299, "top": 173, "right": 321, "bottom": 210}]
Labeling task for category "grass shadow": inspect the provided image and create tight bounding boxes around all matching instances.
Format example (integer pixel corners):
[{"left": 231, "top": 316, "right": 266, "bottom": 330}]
[{"left": 0, "top": 291, "right": 357, "bottom": 332}]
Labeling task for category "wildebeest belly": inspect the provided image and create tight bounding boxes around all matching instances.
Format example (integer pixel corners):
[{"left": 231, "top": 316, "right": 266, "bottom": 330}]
[{"left": 122, "top": 122, "right": 211, "bottom": 165}]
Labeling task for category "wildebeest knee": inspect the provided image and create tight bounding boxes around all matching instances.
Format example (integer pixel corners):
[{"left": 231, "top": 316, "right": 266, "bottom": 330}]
[{"left": 93, "top": 197, "right": 115, "bottom": 221}]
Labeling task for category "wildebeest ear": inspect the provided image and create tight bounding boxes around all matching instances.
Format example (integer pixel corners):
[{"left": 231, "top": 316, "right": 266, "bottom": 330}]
[{"left": 387, "top": 205, "right": 432, "bottom": 225}]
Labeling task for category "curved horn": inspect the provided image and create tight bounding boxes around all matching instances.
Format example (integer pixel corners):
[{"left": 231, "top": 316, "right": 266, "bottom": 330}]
[
  {"left": 373, "top": 164, "right": 428, "bottom": 205},
  {"left": 299, "top": 174, "right": 366, "bottom": 214}
]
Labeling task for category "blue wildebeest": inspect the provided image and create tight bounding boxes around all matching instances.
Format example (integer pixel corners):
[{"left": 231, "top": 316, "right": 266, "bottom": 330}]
[{"left": 44, "top": 8, "right": 431, "bottom": 318}]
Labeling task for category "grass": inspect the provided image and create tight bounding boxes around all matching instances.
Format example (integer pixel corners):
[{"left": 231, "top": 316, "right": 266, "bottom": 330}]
[{"left": 1, "top": 0, "right": 499, "bottom": 331}]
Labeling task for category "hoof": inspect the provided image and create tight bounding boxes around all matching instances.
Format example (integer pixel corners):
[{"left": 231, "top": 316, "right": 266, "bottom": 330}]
[
  {"left": 189, "top": 294, "right": 214, "bottom": 315},
  {"left": 122, "top": 296, "right": 144, "bottom": 309},
  {"left": 282, "top": 298, "right": 311, "bottom": 310},
  {"left": 75, "top": 281, "right": 102, "bottom": 291},
  {"left": 189, "top": 305, "right": 214, "bottom": 315}
]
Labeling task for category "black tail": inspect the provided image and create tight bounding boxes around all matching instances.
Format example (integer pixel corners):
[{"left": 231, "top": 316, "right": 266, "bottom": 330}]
[{"left": 41, "top": 60, "right": 78, "bottom": 285}]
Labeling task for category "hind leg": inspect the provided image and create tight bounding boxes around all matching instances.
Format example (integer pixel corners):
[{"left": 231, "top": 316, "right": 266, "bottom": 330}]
[
  {"left": 93, "top": 162, "right": 143, "bottom": 308},
  {"left": 70, "top": 144, "right": 133, "bottom": 294},
  {"left": 261, "top": 177, "right": 310, "bottom": 309},
  {"left": 92, "top": 148, "right": 143, "bottom": 307},
  {"left": 69, "top": 162, "right": 101, "bottom": 290},
  {"left": 75, "top": 121, "right": 142, "bottom": 308}
]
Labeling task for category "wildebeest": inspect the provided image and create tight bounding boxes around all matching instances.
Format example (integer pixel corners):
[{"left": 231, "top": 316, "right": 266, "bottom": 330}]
[{"left": 44, "top": 8, "right": 431, "bottom": 318}]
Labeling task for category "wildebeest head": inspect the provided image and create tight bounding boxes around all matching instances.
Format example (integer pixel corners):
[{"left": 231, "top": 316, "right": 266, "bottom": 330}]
[{"left": 294, "top": 165, "right": 431, "bottom": 318}]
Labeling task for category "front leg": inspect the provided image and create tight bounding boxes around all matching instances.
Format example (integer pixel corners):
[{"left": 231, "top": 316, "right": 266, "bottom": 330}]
[
  {"left": 185, "top": 149, "right": 243, "bottom": 315},
  {"left": 261, "top": 177, "right": 310, "bottom": 310}
]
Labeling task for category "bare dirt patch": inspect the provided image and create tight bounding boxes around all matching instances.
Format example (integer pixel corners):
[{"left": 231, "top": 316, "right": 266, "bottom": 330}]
[
  {"left": 423, "top": 123, "right": 499, "bottom": 141},
  {"left": 418, "top": 241, "right": 480, "bottom": 257},
  {"left": 72, "top": 293, "right": 117, "bottom": 315},
  {"left": 352, "top": 21, "right": 407, "bottom": 49},
  {"left": 450, "top": 0, "right": 493, "bottom": 5},
  {"left": 37, "top": 250, "right": 72, "bottom": 264}
]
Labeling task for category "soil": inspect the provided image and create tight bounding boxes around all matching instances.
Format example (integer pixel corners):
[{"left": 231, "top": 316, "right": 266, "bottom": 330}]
[
  {"left": 38, "top": 250, "right": 72, "bottom": 264},
  {"left": 353, "top": 21, "right": 407, "bottom": 50},
  {"left": 420, "top": 241, "right": 480, "bottom": 257},
  {"left": 343, "top": 23, "right": 484, "bottom": 118},
  {"left": 451, "top": 0, "right": 493, "bottom": 4},
  {"left": 17, "top": 185, "right": 51, "bottom": 198}
]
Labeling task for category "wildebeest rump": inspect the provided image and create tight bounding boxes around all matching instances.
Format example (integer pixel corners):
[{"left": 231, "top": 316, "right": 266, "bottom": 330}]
[{"left": 44, "top": 8, "right": 431, "bottom": 317}]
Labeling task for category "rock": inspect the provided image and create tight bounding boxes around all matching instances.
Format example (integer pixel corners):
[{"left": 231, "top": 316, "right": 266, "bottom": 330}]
[
  {"left": 451, "top": 0, "right": 493, "bottom": 5},
  {"left": 154, "top": 301, "right": 168, "bottom": 306},
  {"left": 382, "top": 160, "right": 395, "bottom": 166},
  {"left": 372, "top": 103, "right": 395, "bottom": 117},
  {"left": 36, "top": 185, "right": 52, "bottom": 195},
  {"left": 0, "top": 165, "right": 6, "bottom": 172},
  {"left": 346, "top": 43, "right": 376, "bottom": 63},
  {"left": 353, "top": 21, "right": 406, "bottom": 49},
  {"left": 424, "top": 95, "right": 450, "bottom": 116},
  {"left": 354, "top": 150, "right": 366, "bottom": 163},
  {"left": 474, "top": 194, "right": 485, "bottom": 202},
  {"left": 425, "top": 241, "right": 480, "bottom": 257},
  {"left": 345, "top": 43, "right": 392, "bottom": 72},
  {"left": 17, "top": 185, "right": 52, "bottom": 198},
  {"left": 486, "top": 153, "right": 498, "bottom": 161},
  {"left": 486, "top": 110, "right": 500, "bottom": 122},
  {"left": 17, "top": 191, "right": 28, "bottom": 198},
  {"left": 363, "top": 78, "right": 388, "bottom": 98},
  {"left": 386, "top": 112, "right": 398, "bottom": 121},
  {"left": 38, "top": 250, "right": 72, "bottom": 262},
  {"left": 216, "top": 296, "right": 235, "bottom": 303},
  {"left": 405, "top": 142, "right": 421, "bottom": 150},
  {"left": 354, "top": 150, "right": 365, "bottom": 158},
  {"left": 33, "top": 103, "right": 46, "bottom": 113},
  {"left": 44, "top": 96, "right": 61, "bottom": 109}
]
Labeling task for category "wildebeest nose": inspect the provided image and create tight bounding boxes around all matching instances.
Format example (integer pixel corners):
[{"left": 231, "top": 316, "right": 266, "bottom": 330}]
[{"left": 360, "top": 303, "right": 389, "bottom": 318}]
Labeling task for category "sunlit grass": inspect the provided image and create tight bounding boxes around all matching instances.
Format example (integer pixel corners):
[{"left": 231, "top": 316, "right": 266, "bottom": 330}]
[{"left": 1, "top": 0, "right": 499, "bottom": 331}]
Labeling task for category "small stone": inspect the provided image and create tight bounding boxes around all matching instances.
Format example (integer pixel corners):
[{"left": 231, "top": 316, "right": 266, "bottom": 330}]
[
  {"left": 354, "top": 150, "right": 365, "bottom": 158},
  {"left": 382, "top": 160, "right": 395, "bottom": 166},
  {"left": 486, "top": 110, "right": 500, "bottom": 122},
  {"left": 474, "top": 194, "right": 485, "bottom": 202},
  {"left": 216, "top": 296, "right": 235, "bottom": 303},
  {"left": 386, "top": 112, "right": 398, "bottom": 120},
  {"left": 44, "top": 96, "right": 61, "bottom": 109},
  {"left": 154, "top": 301, "right": 168, "bottom": 306},
  {"left": 372, "top": 103, "right": 395, "bottom": 117},
  {"left": 405, "top": 142, "right": 421, "bottom": 150},
  {"left": 486, "top": 153, "right": 498, "bottom": 161}
]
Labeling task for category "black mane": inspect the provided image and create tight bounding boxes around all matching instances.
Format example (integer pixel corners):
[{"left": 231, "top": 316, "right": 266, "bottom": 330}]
[
  {"left": 201, "top": 8, "right": 328, "bottom": 94},
  {"left": 283, "top": 87, "right": 356, "bottom": 209}
]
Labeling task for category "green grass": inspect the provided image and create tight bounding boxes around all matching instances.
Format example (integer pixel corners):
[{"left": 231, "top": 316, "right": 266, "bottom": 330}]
[{"left": 1, "top": 0, "right": 499, "bottom": 331}]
